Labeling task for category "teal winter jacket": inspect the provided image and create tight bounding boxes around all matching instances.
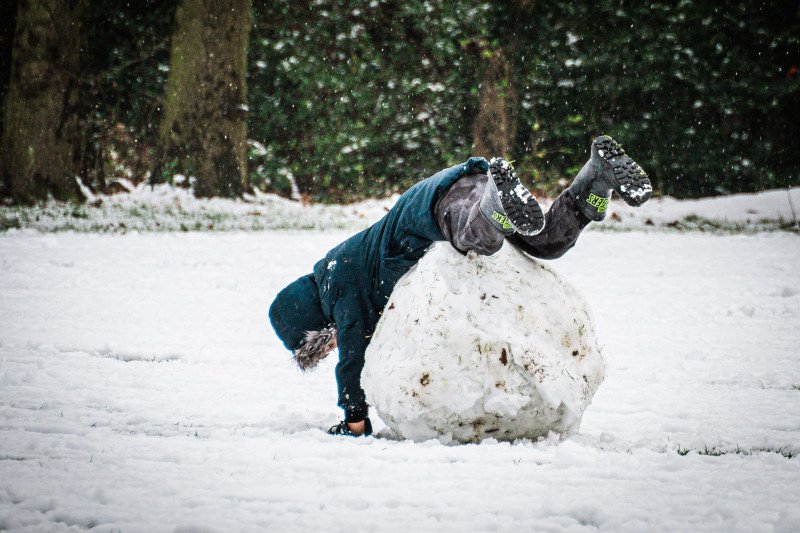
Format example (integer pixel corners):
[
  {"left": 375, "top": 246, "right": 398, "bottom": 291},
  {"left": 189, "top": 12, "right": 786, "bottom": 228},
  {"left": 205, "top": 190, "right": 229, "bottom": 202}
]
[{"left": 271, "top": 157, "right": 489, "bottom": 421}]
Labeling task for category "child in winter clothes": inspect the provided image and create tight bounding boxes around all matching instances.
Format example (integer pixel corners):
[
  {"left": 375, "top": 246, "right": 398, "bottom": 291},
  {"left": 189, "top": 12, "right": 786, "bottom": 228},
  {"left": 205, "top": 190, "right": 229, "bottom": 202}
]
[{"left": 269, "top": 135, "right": 651, "bottom": 436}]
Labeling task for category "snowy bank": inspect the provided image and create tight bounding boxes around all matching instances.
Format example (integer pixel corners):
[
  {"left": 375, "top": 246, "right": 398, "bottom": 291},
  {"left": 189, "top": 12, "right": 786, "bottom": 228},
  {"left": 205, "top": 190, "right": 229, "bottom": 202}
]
[
  {"left": 0, "top": 181, "right": 396, "bottom": 234},
  {"left": 1, "top": 182, "right": 797, "bottom": 234},
  {"left": 605, "top": 186, "right": 800, "bottom": 232}
]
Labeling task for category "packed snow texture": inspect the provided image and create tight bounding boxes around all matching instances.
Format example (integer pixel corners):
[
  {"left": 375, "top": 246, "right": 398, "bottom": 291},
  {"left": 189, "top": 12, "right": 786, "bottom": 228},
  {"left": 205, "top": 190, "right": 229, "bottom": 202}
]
[
  {"left": 0, "top": 227, "right": 799, "bottom": 531},
  {"left": 363, "top": 243, "right": 605, "bottom": 443}
]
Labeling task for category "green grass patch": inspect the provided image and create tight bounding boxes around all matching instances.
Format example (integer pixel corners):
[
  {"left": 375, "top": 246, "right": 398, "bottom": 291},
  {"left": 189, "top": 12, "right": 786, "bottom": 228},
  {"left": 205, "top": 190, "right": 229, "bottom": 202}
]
[{"left": 676, "top": 444, "right": 796, "bottom": 459}]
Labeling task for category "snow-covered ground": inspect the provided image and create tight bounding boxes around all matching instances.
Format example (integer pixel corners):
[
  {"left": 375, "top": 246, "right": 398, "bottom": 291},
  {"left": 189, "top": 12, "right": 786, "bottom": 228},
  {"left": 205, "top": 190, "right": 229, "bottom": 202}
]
[{"left": 1, "top": 227, "right": 799, "bottom": 531}]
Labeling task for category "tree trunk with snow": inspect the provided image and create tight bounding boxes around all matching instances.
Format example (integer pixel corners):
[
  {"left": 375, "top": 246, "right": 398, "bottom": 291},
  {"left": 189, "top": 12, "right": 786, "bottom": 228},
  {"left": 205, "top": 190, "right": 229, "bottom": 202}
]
[
  {"left": 0, "top": 0, "right": 85, "bottom": 204},
  {"left": 159, "top": 0, "right": 252, "bottom": 198}
]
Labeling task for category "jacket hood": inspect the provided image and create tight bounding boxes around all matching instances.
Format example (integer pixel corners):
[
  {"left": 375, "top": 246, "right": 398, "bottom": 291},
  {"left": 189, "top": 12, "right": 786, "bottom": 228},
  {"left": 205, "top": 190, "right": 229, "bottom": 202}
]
[{"left": 269, "top": 274, "right": 329, "bottom": 352}]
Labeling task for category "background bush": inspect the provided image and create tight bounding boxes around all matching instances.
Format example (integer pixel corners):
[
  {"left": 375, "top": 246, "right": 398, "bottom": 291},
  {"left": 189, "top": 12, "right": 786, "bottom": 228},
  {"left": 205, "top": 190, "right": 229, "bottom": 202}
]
[{"left": 2, "top": 0, "right": 798, "bottom": 202}]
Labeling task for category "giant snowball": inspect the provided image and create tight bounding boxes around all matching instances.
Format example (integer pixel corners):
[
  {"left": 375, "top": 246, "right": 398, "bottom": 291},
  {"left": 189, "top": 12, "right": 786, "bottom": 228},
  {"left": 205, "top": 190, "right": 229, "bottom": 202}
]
[{"left": 362, "top": 242, "right": 605, "bottom": 443}]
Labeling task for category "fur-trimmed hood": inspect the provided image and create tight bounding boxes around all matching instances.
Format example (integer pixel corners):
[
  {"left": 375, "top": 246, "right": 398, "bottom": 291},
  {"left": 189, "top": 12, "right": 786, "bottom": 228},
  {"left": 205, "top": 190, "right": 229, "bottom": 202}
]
[
  {"left": 293, "top": 326, "right": 337, "bottom": 371},
  {"left": 269, "top": 273, "right": 329, "bottom": 353}
]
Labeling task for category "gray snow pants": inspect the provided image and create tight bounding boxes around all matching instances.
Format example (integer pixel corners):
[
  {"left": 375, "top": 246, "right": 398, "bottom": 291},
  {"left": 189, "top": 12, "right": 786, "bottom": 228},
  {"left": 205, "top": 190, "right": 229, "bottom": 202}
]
[{"left": 434, "top": 173, "right": 591, "bottom": 260}]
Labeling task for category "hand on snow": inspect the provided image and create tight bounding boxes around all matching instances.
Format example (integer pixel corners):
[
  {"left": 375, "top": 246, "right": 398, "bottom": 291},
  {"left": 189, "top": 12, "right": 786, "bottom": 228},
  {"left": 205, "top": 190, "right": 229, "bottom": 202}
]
[
  {"left": 348, "top": 420, "right": 366, "bottom": 435},
  {"left": 328, "top": 417, "right": 373, "bottom": 437}
]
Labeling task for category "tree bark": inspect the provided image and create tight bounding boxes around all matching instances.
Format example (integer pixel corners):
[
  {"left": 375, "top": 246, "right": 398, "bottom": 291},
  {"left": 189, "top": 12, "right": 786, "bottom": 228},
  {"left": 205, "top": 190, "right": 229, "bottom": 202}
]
[
  {"left": 159, "top": 0, "right": 252, "bottom": 198},
  {"left": 0, "top": 0, "right": 85, "bottom": 204},
  {"left": 472, "top": 47, "right": 519, "bottom": 159}
]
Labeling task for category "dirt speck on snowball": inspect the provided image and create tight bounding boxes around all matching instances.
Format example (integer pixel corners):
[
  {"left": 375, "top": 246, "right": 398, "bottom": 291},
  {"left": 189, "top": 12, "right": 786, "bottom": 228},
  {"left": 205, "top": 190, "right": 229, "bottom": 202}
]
[{"left": 363, "top": 242, "right": 606, "bottom": 443}]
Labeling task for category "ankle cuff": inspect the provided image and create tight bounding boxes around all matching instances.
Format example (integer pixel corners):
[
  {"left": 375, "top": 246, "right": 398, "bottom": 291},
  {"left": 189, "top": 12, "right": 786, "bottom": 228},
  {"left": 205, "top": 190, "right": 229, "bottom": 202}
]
[
  {"left": 573, "top": 190, "right": 609, "bottom": 222},
  {"left": 479, "top": 178, "right": 515, "bottom": 235}
]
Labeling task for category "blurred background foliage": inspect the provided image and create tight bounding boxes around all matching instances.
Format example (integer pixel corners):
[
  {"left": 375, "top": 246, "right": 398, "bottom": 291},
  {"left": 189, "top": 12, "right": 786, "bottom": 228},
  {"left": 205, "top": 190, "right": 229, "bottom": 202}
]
[
  {"left": 81, "top": 0, "right": 177, "bottom": 191},
  {"left": 1, "top": 0, "right": 798, "bottom": 203}
]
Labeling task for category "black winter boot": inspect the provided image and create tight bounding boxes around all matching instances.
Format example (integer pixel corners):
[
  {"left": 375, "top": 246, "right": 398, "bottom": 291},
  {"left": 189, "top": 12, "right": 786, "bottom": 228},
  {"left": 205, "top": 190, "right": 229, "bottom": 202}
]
[
  {"left": 479, "top": 157, "right": 545, "bottom": 236},
  {"left": 568, "top": 135, "right": 652, "bottom": 221},
  {"left": 328, "top": 417, "right": 373, "bottom": 437}
]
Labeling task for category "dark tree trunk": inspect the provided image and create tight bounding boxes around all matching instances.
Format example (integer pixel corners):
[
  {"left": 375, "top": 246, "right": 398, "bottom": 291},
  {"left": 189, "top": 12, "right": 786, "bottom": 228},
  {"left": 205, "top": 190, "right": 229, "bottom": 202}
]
[
  {"left": 159, "top": 0, "right": 252, "bottom": 198},
  {"left": 0, "top": 0, "right": 85, "bottom": 204},
  {"left": 472, "top": 47, "right": 518, "bottom": 159},
  {"left": 471, "top": 1, "right": 536, "bottom": 161},
  {"left": 1, "top": 0, "right": 18, "bottom": 134}
]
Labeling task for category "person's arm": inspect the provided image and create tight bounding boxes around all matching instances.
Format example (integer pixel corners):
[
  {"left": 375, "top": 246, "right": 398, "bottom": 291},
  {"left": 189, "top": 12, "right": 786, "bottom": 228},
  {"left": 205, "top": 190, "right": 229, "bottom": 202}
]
[{"left": 332, "top": 295, "right": 371, "bottom": 427}]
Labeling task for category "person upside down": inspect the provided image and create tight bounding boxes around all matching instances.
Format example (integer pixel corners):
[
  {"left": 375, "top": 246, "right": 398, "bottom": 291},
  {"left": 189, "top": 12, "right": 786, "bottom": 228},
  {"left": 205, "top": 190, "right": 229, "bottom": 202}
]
[{"left": 269, "top": 135, "right": 652, "bottom": 436}]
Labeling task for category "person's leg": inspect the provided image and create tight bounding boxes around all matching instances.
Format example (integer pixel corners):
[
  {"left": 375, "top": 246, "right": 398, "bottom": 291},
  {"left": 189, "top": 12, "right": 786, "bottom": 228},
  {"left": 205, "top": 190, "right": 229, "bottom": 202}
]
[
  {"left": 506, "top": 189, "right": 590, "bottom": 259},
  {"left": 437, "top": 136, "right": 650, "bottom": 260},
  {"left": 508, "top": 135, "right": 651, "bottom": 260},
  {"left": 435, "top": 168, "right": 582, "bottom": 259},
  {"left": 481, "top": 158, "right": 545, "bottom": 236},
  {"left": 569, "top": 135, "right": 652, "bottom": 220},
  {"left": 434, "top": 172, "right": 506, "bottom": 256},
  {"left": 434, "top": 155, "right": 548, "bottom": 256}
]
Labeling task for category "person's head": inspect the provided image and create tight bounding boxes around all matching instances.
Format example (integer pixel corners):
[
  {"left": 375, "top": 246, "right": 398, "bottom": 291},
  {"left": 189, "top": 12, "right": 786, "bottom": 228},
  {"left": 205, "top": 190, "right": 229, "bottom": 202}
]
[{"left": 268, "top": 274, "right": 337, "bottom": 370}]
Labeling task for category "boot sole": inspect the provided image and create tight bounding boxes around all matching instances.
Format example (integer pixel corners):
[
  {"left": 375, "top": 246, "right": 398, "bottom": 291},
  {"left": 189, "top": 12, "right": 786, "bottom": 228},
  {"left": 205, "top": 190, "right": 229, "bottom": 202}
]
[
  {"left": 593, "top": 136, "right": 652, "bottom": 207},
  {"left": 488, "top": 158, "right": 545, "bottom": 236}
]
